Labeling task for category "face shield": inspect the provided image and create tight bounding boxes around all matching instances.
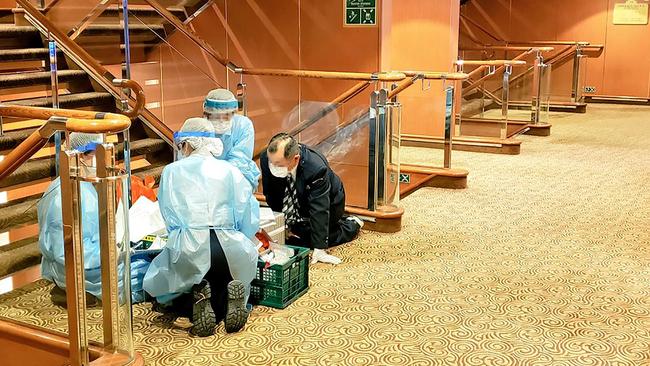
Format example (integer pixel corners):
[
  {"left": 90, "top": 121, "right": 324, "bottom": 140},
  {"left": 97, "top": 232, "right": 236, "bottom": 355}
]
[
  {"left": 203, "top": 98, "right": 238, "bottom": 134},
  {"left": 173, "top": 131, "right": 222, "bottom": 160}
]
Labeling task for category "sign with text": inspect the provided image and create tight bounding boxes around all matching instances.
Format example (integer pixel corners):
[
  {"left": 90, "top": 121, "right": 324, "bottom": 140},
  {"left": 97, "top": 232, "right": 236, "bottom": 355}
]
[
  {"left": 345, "top": 0, "right": 376, "bottom": 26},
  {"left": 613, "top": 0, "right": 648, "bottom": 25}
]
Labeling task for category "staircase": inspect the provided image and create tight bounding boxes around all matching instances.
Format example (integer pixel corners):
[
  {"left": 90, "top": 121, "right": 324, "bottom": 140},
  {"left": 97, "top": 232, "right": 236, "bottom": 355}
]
[{"left": 0, "top": 10, "right": 173, "bottom": 282}]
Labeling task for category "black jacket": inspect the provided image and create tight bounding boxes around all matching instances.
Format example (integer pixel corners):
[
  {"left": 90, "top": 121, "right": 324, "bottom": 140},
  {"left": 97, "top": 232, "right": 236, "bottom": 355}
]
[{"left": 260, "top": 144, "right": 345, "bottom": 248}]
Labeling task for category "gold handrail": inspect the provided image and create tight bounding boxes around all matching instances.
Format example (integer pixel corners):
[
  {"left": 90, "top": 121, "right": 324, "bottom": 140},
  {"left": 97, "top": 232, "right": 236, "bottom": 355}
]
[
  {"left": 0, "top": 105, "right": 132, "bottom": 181},
  {"left": 499, "top": 41, "right": 590, "bottom": 46},
  {"left": 461, "top": 46, "right": 555, "bottom": 53},
  {"left": 237, "top": 68, "right": 405, "bottom": 82}
]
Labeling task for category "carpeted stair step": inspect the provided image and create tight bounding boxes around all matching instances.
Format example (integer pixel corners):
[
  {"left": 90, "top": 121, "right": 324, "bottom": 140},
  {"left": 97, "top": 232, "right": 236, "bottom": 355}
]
[
  {"left": 0, "top": 69, "right": 87, "bottom": 89},
  {"left": 8, "top": 91, "right": 115, "bottom": 110},
  {"left": 80, "top": 23, "right": 166, "bottom": 38},
  {"left": 0, "top": 48, "right": 64, "bottom": 62},
  {"left": 0, "top": 237, "right": 41, "bottom": 279},
  {"left": 0, "top": 25, "right": 42, "bottom": 48},
  {"left": 0, "top": 158, "right": 55, "bottom": 190},
  {"left": 0, "top": 25, "right": 38, "bottom": 37},
  {"left": 0, "top": 9, "right": 13, "bottom": 24},
  {"left": 103, "top": 6, "right": 187, "bottom": 22},
  {"left": 0, "top": 138, "right": 168, "bottom": 189},
  {"left": 0, "top": 128, "right": 38, "bottom": 151},
  {"left": 0, "top": 197, "right": 40, "bottom": 232}
]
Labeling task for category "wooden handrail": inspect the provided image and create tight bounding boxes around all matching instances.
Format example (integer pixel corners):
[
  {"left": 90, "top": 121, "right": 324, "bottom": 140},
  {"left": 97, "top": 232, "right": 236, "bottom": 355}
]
[
  {"left": 456, "top": 60, "right": 527, "bottom": 66},
  {"left": 499, "top": 40, "right": 590, "bottom": 46},
  {"left": 461, "top": 46, "right": 555, "bottom": 52},
  {"left": 238, "top": 68, "right": 405, "bottom": 81},
  {"left": 399, "top": 71, "right": 468, "bottom": 80},
  {"left": 112, "top": 78, "right": 146, "bottom": 119},
  {"left": 463, "top": 50, "right": 532, "bottom": 93},
  {"left": 0, "top": 105, "right": 132, "bottom": 181}
]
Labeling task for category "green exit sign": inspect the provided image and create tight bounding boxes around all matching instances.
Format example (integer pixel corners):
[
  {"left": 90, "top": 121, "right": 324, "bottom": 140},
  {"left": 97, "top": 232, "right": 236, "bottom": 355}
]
[{"left": 345, "top": 0, "right": 376, "bottom": 26}]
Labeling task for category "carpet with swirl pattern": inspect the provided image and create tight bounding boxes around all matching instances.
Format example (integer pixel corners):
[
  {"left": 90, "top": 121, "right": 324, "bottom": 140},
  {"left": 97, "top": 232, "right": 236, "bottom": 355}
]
[{"left": 1, "top": 103, "right": 649, "bottom": 365}]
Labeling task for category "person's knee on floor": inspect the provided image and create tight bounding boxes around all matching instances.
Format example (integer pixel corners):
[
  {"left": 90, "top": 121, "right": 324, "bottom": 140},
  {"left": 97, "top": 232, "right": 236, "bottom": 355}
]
[
  {"left": 260, "top": 133, "right": 366, "bottom": 265},
  {"left": 143, "top": 117, "right": 259, "bottom": 337}
]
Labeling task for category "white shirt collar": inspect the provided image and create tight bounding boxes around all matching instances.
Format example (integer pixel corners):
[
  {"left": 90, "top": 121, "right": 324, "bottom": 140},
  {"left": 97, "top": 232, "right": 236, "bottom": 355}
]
[{"left": 290, "top": 163, "right": 298, "bottom": 178}]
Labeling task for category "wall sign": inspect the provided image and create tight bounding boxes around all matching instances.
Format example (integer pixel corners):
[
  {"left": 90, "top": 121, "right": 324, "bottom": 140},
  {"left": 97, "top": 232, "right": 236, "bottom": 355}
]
[
  {"left": 613, "top": 0, "right": 648, "bottom": 25},
  {"left": 345, "top": 0, "right": 376, "bottom": 26}
]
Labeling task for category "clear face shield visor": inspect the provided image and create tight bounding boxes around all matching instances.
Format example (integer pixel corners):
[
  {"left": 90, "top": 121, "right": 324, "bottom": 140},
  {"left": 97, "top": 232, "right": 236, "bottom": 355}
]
[
  {"left": 172, "top": 131, "right": 218, "bottom": 160},
  {"left": 203, "top": 98, "right": 238, "bottom": 133}
]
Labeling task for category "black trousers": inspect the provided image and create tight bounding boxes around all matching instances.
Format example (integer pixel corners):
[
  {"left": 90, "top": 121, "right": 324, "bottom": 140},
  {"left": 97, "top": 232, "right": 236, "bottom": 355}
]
[
  {"left": 171, "top": 230, "right": 233, "bottom": 322},
  {"left": 286, "top": 197, "right": 360, "bottom": 250}
]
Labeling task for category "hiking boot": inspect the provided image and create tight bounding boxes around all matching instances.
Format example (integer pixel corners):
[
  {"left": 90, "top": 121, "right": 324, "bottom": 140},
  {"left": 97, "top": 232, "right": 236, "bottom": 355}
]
[
  {"left": 224, "top": 280, "right": 249, "bottom": 333},
  {"left": 191, "top": 280, "right": 216, "bottom": 337}
]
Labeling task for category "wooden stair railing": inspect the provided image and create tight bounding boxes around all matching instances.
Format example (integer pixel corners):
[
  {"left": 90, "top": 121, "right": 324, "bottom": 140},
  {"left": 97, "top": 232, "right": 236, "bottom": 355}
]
[{"left": 0, "top": 104, "right": 134, "bottom": 181}]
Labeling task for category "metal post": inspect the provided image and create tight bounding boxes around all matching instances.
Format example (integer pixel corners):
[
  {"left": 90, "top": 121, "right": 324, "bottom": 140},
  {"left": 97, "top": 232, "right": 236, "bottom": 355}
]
[
  {"left": 454, "top": 62, "right": 464, "bottom": 137},
  {"left": 121, "top": 0, "right": 132, "bottom": 206},
  {"left": 530, "top": 50, "right": 544, "bottom": 125},
  {"left": 376, "top": 89, "right": 388, "bottom": 207},
  {"left": 60, "top": 151, "right": 90, "bottom": 366},
  {"left": 367, "top": 91, "right": 379, "bottom": 211},
  {"left": 571, "top": 44, "right": 583, "bottom": 103},
  {"left": 443, "top": 85, "right": 454, "bottom": 169},
  {"left": 95, "top": 144, "right": 121, "bottom": 351},
  {"left": 49, "top": 39, "right": 61, "bottom": 175},
  {"left": 500, "top": 64, "right": 512, "bottom": 139}
]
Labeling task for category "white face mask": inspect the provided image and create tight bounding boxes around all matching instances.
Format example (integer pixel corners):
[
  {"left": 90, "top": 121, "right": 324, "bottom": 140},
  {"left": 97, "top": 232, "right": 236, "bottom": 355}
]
[
  {"left": 269, "top": 161, "right": 289, "bottom": 178},
  {"left": 213, "top": 120, "right": 232, "bottom": 134}
]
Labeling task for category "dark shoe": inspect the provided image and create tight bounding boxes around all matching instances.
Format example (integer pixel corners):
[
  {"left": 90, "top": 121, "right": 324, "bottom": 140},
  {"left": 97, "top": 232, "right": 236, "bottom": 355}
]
[
  {"left": 191, "top": 280, "right": 216, "bottom": 337},
  {"left": 50, "top": 286, "right": 100, "bottom": 308},
  {"left": 224, "top": 280, "right": 249, "bottom": 333}
]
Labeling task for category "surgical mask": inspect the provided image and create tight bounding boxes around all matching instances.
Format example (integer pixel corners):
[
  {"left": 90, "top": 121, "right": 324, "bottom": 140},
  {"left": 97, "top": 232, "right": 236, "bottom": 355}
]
[
  {"left": 269, "top": 162, "right": 289, "bottom": 178},
  {"left": 212, "top": 119, "right": 232, "bottom": 134}
]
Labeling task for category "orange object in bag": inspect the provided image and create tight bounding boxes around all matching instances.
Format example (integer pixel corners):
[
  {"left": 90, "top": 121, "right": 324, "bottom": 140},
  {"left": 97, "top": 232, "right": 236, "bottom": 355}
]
[
  {"left": 116, "top": 175, "right": 157, "bottom": 203},
  {"left": 132, "top": 175, "right": 157, "bottom": 202}
]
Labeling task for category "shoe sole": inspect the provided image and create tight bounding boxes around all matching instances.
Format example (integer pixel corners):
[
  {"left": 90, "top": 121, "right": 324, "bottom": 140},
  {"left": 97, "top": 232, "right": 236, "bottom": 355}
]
[
  {"left": 192, "top": 281, "right": 217, "bottom": 337},
  {"left": 225, "top": 280, "right": 249, "bottom": 333}
]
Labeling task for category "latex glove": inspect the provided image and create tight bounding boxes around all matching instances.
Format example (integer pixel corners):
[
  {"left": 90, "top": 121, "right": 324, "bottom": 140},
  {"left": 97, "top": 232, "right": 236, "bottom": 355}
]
[{"left": 310, "top": 248, "right": 342, "bottom": 265}]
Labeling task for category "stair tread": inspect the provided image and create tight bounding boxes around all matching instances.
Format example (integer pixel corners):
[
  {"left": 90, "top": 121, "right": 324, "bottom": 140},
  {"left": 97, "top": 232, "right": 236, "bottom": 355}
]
[
  {"left": 7, "top": 91, "right": 114, "bottom": 108},
  {"left": 85, "top": 23, "right": 165, "bottom": 31},
  {"left": 0, "top": 237, "right": 41, "bottom": 279},
  {"left": 0, "top": 128, "right": 37, "bottom": 150},
  {"left": 0, "top": 25, "right": 38, "bottom": 34},
  {"left": 0, "top": 48, "right": 62, "bottom": 61},
  {"left": 0, "top": 69, "right": 87, "bottom": 88}
]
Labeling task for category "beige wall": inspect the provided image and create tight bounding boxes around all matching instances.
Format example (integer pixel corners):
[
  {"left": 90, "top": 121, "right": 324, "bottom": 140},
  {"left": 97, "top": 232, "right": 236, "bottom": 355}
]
[{"left": 461, "top": 0, "right": 650, "bottom": 99}]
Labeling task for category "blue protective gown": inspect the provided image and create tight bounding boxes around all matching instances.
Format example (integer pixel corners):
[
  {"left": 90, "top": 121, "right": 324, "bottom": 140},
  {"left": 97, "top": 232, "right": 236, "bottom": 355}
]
[
  {"left": 143, "top": 153, "right": 260, "bottom": 304},
  {"left": 217, "top": 114, "right": 261, "bottom": 190},
  {"left": 38, "top": 178, "right": 149, "bottom": 303}
]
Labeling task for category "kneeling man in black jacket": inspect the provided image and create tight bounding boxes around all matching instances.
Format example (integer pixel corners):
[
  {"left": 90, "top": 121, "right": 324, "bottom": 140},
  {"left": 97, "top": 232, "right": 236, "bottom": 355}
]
[{"left": 260, "top": 133, "right": 363, "bottom": 265}]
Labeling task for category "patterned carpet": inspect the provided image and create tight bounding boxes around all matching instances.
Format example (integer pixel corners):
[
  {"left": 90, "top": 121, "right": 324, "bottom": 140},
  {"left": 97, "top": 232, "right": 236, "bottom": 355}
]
[{"left": 1, "top": 104, "right": 650, "bottom": 365}]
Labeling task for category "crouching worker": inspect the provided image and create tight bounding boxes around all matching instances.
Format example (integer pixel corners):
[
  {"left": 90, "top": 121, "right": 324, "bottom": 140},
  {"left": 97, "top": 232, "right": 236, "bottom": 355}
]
[
  {"left": 38, "top": 133, "right": 148, "bottom": 307},
  {"left": 143, "top": 117, "right": 259, "bottom": 337}
]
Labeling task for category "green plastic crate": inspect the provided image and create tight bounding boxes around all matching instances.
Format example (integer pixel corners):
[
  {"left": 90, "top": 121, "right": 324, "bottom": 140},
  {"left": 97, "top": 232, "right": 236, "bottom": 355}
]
[{"left": 250, "top": 246, "right": 309, "bottom": 309}]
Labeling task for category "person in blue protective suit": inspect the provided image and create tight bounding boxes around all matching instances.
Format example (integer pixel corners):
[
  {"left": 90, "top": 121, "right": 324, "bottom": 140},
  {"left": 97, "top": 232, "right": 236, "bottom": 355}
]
[
  {"left": 38, "top": 133, "right": 150, "bottom": 307},
  {"left": 143, "top": 117, "right": 260, "bottom": 337},
  {"left": 203, "top": 88, "right": 261, "bottom": 190}
]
